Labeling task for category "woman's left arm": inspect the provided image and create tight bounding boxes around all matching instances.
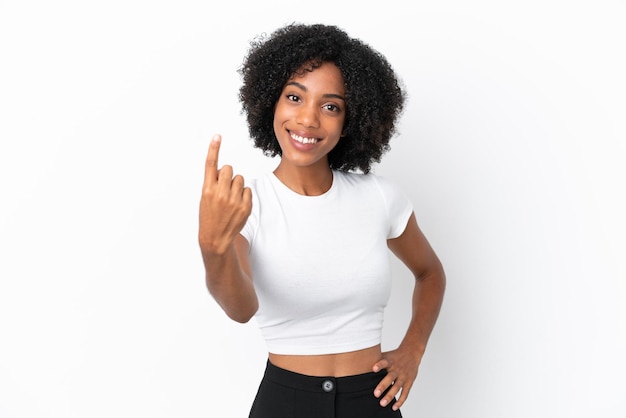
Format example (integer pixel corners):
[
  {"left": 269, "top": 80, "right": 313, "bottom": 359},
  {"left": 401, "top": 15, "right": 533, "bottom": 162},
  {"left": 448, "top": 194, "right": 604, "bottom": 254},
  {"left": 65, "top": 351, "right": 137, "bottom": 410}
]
[{"left": 373, "top": 212, "right": 446, "bottom": 411}]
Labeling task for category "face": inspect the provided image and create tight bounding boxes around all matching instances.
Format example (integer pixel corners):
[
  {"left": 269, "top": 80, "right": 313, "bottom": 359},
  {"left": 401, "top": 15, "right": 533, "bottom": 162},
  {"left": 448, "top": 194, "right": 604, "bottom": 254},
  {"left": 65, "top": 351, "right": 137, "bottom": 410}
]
[{"left": 272, "top": 61, "right": 346, "bottom": 171}]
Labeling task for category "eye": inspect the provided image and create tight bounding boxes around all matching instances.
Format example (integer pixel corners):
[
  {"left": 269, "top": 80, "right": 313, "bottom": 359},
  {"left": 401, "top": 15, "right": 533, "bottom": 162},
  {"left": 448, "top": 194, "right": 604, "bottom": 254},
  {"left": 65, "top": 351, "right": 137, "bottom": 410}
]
[
  {"left": 286, "top": 94, "right": 301, "bottom": 102},
  {"left": 323, "top": 103, "right": 342, "bottom": 113}
]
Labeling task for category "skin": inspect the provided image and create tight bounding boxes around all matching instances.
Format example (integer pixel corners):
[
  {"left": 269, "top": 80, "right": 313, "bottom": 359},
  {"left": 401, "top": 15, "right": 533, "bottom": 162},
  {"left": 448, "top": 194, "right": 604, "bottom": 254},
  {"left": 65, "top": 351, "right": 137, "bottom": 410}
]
[
  {"left": 272, "top": 62, "right": 346, "bottom": 195},
  {"left": 199, "top": 62, "right": 446, "bottom": 411}
]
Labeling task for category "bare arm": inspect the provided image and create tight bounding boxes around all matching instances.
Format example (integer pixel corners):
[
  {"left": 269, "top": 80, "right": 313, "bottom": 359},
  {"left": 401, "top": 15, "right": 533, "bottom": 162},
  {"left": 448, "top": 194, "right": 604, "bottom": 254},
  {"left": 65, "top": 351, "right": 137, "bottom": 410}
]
[
  {"left": 198, "top": 134, "right": 258, "bottom": 323},
  {"left": 373, "top": 212, "right": 446, "bottom": 410},
  {"left": 388, "top": 212, "right": 446, "bottom": 355}
]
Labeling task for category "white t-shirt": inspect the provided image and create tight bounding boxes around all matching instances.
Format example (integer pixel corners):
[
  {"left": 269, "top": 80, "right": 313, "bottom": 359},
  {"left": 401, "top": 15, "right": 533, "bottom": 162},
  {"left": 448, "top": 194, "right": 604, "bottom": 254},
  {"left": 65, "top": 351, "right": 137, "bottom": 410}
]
[{"left": 240, "top": 170, "right": 413, "bottom": 355}]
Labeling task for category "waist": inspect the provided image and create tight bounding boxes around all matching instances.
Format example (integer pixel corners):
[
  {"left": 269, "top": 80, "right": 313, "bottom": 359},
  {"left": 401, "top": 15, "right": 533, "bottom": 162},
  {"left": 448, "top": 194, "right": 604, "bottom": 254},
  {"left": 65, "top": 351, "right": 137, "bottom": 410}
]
[
  {"left": 262, "top": 358, "right": 388, "bottom": 393},
  {"left": 268, "top": 344, "right": 382, "bottom": 377}
]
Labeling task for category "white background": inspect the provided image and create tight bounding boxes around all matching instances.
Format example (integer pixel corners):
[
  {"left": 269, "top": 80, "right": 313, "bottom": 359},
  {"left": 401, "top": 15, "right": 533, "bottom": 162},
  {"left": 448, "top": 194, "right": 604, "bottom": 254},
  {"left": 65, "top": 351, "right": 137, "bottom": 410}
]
[{"left": 1, "top": 1, "right": 624, "bottom": 417}]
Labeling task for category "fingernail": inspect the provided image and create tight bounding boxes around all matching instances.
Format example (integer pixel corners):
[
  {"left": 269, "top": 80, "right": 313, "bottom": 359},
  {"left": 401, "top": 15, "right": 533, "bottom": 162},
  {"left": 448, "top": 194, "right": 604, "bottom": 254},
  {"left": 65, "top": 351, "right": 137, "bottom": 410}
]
[
  {"left": 374, "top": 389, "right": 381, "bottom": 397},
  {"left": 380, "top": 399, "right": 388, "bottom": 407},
  {"left": 212, "top": 134, "right": 221, "bottom": 143}
]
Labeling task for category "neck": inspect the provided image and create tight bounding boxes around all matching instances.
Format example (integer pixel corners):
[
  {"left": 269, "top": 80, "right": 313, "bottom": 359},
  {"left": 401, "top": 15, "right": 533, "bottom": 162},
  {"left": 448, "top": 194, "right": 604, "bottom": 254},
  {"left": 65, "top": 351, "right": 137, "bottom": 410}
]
[{"left": 273, "top": 163, "right": 334, "bottom": 196}]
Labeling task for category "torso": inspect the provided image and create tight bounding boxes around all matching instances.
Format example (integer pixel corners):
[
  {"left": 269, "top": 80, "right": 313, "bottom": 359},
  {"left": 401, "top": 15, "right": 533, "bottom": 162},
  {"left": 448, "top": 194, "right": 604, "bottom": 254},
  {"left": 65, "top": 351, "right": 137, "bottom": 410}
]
[
  {"left": 268, "top": 344, "right": 382, "bottom": 377},
  {"left": 241, "top": 171, "right": 413, "bottom": 369}
]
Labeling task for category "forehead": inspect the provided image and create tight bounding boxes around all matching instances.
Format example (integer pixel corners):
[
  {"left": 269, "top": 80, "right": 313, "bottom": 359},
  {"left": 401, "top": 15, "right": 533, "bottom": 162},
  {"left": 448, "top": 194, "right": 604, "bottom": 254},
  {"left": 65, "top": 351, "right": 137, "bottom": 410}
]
[{"left": 288, "top": 61, "right": 345, "bottom": 94}]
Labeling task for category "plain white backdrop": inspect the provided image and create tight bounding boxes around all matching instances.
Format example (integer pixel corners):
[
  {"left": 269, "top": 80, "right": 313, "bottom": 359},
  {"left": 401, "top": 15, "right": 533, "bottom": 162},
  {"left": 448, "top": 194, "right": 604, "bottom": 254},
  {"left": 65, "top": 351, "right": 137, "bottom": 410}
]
[{"left": 1, "top": 1, "right": 624, "bottom": 417}]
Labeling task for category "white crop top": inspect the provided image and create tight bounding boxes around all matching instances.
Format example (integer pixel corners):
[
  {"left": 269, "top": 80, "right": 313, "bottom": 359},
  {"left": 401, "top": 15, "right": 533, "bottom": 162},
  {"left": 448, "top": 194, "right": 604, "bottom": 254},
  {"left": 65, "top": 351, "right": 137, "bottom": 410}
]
[{"left": 240, "top": 170, "right": 413, "bottom": 355}]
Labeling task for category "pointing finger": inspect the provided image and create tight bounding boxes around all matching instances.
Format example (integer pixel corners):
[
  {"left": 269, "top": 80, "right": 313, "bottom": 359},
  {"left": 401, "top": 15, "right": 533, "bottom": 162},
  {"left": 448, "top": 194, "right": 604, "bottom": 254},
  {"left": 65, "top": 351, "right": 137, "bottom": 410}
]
[{"left": 203, "top": 134, "right": 222, "bottom": 186}]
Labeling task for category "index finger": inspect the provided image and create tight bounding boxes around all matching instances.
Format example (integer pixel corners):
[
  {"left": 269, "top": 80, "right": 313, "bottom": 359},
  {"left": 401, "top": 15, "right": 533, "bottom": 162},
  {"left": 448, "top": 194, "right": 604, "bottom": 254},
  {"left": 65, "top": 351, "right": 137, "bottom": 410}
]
[{"left": 203, "top": 134, "right": 222, "bottom": 184}]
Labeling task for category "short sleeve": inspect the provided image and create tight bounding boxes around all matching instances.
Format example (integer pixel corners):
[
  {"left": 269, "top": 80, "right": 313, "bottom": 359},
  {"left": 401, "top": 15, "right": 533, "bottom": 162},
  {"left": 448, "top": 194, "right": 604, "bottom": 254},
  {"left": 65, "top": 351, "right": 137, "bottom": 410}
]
[{"left": 374, "top": 175, "right": 414, "bottom": 239}]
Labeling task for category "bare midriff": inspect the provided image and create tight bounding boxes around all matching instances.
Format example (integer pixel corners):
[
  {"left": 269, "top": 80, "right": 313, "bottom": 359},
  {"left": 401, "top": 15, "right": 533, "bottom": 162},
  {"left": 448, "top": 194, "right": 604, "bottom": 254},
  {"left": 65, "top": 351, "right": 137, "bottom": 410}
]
[{"left": 268, "top": 344, "right": 382, "bottom": 377}]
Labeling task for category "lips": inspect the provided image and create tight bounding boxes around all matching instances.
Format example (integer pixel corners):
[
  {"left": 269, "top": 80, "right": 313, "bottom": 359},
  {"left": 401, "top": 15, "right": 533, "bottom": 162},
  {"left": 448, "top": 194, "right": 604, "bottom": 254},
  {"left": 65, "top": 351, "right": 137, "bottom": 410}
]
[{"left": 290, "top": 131, "right": 320, "bottom": 144}]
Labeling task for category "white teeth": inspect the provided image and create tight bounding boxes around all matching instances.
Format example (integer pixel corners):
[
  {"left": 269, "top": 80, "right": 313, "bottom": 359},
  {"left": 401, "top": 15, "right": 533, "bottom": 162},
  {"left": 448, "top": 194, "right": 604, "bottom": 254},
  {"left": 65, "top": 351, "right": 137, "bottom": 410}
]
[{"left": 291, "top": 132, "right": 319, "bottom": 144}]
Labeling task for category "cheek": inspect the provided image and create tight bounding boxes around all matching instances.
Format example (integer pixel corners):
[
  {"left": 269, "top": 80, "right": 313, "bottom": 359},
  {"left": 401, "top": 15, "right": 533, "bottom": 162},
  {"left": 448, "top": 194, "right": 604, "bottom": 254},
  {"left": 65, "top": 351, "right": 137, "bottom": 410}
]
[
  {"left": 272, "top": 108, "right": 284, "bottom": 133},
  {"left": 273, "top": 103, "right": 291, "bottom": 127},
  {"left": 332, "top": 119, "right": 347, "bottom": 139}
]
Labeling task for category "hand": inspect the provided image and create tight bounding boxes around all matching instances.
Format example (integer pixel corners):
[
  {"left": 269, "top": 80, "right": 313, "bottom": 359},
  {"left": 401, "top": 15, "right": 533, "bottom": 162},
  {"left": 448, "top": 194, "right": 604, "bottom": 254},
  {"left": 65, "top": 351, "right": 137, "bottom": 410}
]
[
  {"left": 198, "top": 134, "right": 252, "bottom": 255},
  {"left": 372, "top": 346, "right": 422, "bottom": 411}
]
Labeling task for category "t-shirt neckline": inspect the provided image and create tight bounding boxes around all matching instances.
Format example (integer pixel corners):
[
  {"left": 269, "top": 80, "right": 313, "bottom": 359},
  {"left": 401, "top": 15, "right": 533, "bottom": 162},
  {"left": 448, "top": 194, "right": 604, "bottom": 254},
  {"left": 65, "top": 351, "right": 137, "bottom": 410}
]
[{"left": 270, "top": 170, "right": 338, "bottom": 199}]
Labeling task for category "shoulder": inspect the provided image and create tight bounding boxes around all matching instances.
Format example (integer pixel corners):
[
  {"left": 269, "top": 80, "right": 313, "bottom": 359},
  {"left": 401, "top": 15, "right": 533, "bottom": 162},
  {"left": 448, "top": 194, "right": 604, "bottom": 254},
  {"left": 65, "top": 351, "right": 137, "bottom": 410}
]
[
  {"left": 245, "top": 172, "right": 274, "bottom": 195},
  {"left": 334, "top": 170, "right": 400, "bottom": 194},
  {"left": 337, "top": 170, "right": 412, "bottom": 210},
  {"left": 334, "top": 170, "right": 410, "bottom": 210},
  {"left": 334, "top": 169, "right": 377, "bottom": 186}
]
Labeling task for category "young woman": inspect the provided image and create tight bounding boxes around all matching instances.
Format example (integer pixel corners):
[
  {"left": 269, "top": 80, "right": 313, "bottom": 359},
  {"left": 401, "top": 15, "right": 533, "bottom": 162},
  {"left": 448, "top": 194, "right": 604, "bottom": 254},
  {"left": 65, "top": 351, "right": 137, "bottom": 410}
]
[{"left": 198, "top": 23, "right": 446, "bottom": 417}]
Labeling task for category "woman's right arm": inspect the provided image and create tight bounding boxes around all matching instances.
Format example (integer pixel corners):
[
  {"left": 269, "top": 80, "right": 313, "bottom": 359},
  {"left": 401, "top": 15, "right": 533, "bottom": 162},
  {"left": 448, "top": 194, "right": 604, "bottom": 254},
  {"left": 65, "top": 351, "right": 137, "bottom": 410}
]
[{"left": 198, "top": 134, "right": 258, "bottom": 323}]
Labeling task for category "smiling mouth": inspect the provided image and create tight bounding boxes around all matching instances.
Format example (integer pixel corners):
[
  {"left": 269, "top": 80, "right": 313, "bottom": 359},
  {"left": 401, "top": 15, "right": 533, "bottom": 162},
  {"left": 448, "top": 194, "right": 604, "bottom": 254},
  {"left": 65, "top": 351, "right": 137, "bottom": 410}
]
[{"left": 290, "top": 131, "right": 320, "bottom": 144}]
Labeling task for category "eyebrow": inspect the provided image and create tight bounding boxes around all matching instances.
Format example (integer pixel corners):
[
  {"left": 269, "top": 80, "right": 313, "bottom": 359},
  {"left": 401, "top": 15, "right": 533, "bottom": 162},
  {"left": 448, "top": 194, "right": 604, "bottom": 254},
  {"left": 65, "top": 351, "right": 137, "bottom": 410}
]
[{"left": 285, "top": 81, "right": 346, "bottom": 101}]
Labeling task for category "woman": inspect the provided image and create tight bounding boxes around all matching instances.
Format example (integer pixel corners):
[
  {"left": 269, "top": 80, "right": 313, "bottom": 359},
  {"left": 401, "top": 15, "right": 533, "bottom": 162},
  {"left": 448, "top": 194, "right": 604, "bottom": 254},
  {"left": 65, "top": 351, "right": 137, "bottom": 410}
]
[{"left": 198, "top": 23, "right": 446, "bottom": 417}]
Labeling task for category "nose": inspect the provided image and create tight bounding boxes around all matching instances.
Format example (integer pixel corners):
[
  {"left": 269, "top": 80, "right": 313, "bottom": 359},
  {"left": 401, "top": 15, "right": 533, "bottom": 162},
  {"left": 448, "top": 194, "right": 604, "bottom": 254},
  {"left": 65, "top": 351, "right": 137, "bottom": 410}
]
[{"left": 296, "top": 103, "right": 319, "bottom": 128}]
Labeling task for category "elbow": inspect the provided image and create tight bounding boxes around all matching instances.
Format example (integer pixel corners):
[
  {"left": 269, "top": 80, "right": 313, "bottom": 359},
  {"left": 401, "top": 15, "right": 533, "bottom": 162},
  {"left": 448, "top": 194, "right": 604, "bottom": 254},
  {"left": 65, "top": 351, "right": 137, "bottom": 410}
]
[
  {"left": 225, "top": 303, "right": 258, "bottom": 323},
  {"left": 417, "top": 259, "right": 446, "bottom": 289},
  {"left": 229, "top": 313, "right": 255, "bottom": 324},
  {"left": 433, "top": 262, "right": 447, "bottom": 291},
  {"left": 210, "top": 291, "right": 258, "bottom": 323},
  {"left": 434, "top": 261, "right": 446, "bottom": 287},
  {"left": 205, "top": 278, "right": 259, "bottom": 323}
]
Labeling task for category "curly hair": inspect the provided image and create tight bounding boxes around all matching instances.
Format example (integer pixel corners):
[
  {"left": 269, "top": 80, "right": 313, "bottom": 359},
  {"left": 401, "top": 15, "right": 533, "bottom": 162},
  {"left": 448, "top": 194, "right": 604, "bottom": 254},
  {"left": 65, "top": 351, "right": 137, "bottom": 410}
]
[{"left": 238, "top": 23, "right": 406, "bottom": 173}]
